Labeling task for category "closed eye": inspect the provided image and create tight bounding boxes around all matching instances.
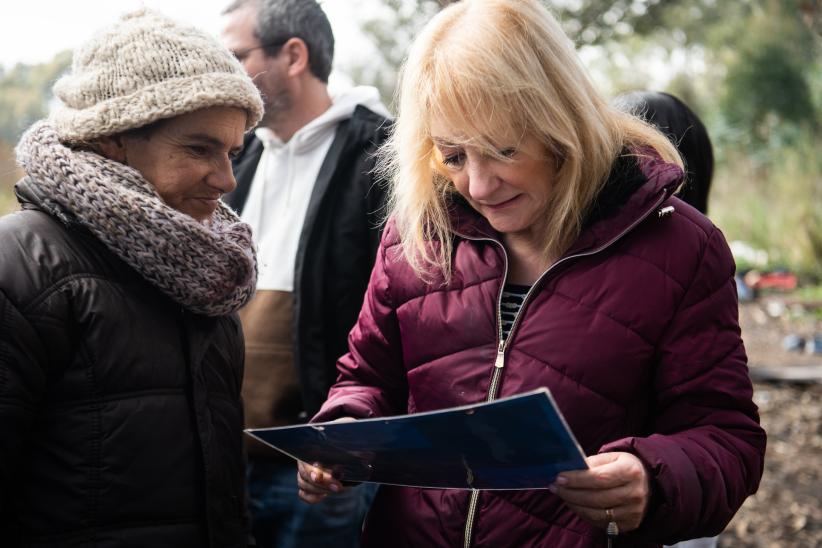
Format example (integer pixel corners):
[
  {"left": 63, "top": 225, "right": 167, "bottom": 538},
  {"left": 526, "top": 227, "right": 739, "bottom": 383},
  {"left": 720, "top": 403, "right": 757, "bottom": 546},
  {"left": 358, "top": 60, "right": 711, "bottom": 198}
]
[
  {"left": 186, "top": 145, "right": 209, "bottom": 157},
  {"left": 441, "top": 151, "right": 466, "bottom": 167}
]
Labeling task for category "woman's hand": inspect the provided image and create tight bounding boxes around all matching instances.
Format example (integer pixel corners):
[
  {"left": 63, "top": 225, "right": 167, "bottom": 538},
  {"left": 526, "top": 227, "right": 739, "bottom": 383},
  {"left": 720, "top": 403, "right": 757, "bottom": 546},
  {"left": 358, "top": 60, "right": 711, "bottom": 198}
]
[
  {"left": 549, "top": 452, "right": 651, "bottom": 533},
  {"left": 296, "top": 417, "right": 357, "bottom": 504},
  {"left": 297, "top": 461, "right": 346, "bottom": 503}
]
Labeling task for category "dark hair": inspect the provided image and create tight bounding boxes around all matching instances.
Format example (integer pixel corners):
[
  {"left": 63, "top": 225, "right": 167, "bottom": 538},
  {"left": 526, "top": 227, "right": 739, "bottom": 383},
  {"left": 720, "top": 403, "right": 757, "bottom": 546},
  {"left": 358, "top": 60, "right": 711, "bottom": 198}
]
[
  {"left": 224, "top": 0, "right": 334, "bottom": 83},
  {"left": 122, "top": 117, "right": 168, "bottom": 141},
  {"left": 615, "top": 91, "right": 714, "bottom": 214},
  {"left": 76, "top": 117, "right": 167, "bottom": 155}
]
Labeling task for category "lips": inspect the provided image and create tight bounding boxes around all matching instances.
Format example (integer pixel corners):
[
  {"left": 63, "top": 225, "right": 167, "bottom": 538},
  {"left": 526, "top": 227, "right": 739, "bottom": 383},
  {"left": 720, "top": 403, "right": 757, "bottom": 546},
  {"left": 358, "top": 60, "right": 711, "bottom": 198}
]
[
  {"left": 192, "top": 197, "right": 222, "bottom": 214},
  {"left": 185, "top": 198, "right": 223, "bottom": 222},
  {"left": 196, "top": 195, "right": 222, "bottom": 204},
  {"left": 482, "top": 195, "right": 520, "bottom": 210}
]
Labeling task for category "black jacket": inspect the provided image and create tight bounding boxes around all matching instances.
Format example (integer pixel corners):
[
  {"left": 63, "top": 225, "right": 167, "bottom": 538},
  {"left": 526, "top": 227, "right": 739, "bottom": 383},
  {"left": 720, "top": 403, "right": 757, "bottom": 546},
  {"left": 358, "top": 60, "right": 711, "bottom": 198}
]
[
  {"left": 0, "top": 181, "right": 249, "bottom": 547},
  {"left": 226, "top": 105, "right": 391, "bottom": 417}
]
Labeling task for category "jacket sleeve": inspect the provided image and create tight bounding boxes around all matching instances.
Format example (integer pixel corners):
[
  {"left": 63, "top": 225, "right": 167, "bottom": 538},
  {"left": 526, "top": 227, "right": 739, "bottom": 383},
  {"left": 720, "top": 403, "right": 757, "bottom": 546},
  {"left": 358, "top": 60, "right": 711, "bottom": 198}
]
[
  {"left": 312, "top": 232, "right": 408, "bottom": 422},
  {"left": 600, "top": 226, "right": 766, "bottom": 544},
  {"left": 0, "top": 289, "right": 48, "bottom": 516}
]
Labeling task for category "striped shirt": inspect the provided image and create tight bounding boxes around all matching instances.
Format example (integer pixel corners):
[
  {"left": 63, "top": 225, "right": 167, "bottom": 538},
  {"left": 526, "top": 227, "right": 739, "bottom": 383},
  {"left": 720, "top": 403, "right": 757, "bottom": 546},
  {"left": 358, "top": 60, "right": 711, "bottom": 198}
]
[{"left": 500, "top": 284, "right": 530, "bottom": 341}]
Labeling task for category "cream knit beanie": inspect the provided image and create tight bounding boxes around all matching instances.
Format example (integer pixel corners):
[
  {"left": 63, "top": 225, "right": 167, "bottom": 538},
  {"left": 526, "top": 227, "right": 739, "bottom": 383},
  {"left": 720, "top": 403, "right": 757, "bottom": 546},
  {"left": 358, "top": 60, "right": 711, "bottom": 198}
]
[{"left": 51, "top": 8, "right": 263, "bottom": 142}]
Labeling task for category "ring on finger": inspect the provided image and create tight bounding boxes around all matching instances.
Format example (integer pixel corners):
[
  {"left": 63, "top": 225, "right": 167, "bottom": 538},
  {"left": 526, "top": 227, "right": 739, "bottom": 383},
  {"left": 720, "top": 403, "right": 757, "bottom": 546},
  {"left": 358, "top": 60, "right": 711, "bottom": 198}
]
[{"left": 605, "top": 508, "right": 614, "bottom": 522}]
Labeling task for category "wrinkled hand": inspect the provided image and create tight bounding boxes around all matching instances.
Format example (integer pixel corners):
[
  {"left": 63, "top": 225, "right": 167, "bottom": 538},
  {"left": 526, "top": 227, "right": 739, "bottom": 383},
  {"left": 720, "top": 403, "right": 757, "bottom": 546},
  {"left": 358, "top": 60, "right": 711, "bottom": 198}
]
[
  {"left": 296, "top": 417, "right": 356, "bottom": 504},
  {"left": 549, "top": 452, "right": 650, "bottom": 533},
  {"left": 297, "top": 461, "right": 346, "bottom": 504}
]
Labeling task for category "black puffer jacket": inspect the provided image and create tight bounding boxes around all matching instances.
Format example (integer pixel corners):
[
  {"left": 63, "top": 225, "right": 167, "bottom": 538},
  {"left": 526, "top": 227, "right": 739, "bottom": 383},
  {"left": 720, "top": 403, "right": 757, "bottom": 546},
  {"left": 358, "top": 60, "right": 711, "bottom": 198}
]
[{"left": 0, "top": 181, "right": 249, "bottom": 547}]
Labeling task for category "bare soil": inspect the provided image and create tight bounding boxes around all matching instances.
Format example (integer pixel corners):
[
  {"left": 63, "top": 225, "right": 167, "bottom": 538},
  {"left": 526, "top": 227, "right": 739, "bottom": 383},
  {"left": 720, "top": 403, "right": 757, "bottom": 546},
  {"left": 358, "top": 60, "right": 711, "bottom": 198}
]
[{"left": 718, "top": 299, "right": 822, "bottom": 547}]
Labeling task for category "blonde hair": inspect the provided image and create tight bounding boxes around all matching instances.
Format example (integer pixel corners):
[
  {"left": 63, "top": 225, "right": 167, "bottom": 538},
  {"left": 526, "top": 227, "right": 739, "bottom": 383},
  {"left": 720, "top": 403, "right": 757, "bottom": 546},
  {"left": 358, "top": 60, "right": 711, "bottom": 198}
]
[{"left": 380, "top": 0, "right": 681, "bottom": 281}]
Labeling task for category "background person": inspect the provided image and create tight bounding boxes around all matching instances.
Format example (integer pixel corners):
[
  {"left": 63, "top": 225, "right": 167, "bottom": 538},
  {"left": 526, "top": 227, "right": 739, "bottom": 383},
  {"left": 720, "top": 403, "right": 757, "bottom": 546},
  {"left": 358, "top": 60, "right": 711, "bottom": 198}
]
[
  {"left": 0, "top": 9, "right": 263, "bottom": 547},
  {"left": 615, "top": 90, "right": 720, "bottom": 548},
  {"left": 614, "top": 91, "right": 714, "bottom": 215},
  {"left": 220, "top": 0, "right": 390, "bottom": 546},
  {"left": 298, "top": 1, "right": 765, "bottom": 546}
]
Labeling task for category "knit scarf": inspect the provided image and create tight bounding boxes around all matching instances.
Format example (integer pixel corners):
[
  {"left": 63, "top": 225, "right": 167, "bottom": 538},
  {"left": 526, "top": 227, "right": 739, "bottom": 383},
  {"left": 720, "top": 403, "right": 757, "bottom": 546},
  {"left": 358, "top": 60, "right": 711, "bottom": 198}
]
[{"left": 16, "top": 120, "right": 257, "bottom": 317}]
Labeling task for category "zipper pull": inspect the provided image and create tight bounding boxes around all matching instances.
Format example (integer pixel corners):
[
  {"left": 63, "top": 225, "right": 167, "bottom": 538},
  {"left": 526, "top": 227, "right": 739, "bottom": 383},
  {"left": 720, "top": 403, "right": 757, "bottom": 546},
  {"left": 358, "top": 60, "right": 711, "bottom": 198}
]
[
  {"left": 658, "top": 205, "right": 675, "bottom": 218},
  {"left": 494, "top": 340, "right": 505, "bottom": 368},
  {"left": 606, "top": 517, "right": 619, "bottom": 547}
]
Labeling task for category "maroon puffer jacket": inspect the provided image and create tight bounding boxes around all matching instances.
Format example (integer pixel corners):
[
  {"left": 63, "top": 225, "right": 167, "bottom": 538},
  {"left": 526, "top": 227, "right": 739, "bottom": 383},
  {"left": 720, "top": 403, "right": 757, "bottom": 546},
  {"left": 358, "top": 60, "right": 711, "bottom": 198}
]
[{"left": 314, "top": 153, "right": 766, "bottom": 547}]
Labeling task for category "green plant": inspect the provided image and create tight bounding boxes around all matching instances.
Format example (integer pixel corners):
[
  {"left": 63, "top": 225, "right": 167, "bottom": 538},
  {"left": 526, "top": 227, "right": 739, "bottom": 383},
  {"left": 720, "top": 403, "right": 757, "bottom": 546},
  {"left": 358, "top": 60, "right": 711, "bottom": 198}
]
[{"left": 711, "top": 127, "right": 822, "bottom": 280}]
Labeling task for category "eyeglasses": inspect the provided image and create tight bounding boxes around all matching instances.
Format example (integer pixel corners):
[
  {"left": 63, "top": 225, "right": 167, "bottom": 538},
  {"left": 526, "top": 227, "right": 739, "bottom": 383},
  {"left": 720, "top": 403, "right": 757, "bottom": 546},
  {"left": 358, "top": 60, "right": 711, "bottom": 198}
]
[{"left": 232, "top": 40, "right": 288, "bottom": 62}]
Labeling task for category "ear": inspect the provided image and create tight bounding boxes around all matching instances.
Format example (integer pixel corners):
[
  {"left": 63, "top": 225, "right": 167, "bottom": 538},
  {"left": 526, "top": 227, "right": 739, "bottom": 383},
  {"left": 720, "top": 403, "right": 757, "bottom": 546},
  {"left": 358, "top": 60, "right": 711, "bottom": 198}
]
[
  {"left": 96, "top": 135, "right": 128, "bottom": 163},
  {"left": 282, "top": 37, "right": 310, "bottom": 78}
]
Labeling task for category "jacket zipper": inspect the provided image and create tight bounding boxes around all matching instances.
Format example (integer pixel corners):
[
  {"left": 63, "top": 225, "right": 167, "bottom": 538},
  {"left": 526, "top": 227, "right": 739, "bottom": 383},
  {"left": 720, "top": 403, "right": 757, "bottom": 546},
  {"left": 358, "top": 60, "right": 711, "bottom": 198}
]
[{"left": 459, "top": 194, "right": 667, "bottom": 547}]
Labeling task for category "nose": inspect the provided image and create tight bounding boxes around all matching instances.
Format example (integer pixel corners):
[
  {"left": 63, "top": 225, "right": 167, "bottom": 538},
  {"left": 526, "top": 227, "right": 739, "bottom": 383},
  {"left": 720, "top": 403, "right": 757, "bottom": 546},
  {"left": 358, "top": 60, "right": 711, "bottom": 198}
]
[
  {"left": 241, "top": 59, "right": 256, "bottom": 74},
  {"left": 208, "top": 155, "right": 238, "bottom": 195},
  {"left": 464, "top": 155, "right": 497, "bottom": 202}
]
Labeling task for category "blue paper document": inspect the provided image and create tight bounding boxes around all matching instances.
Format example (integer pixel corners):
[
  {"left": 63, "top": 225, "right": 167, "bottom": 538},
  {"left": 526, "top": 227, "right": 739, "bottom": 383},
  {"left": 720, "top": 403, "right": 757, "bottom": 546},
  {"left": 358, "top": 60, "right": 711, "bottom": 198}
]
[{"left": 245, "top": 388, "right": 587, "bottom": 490}]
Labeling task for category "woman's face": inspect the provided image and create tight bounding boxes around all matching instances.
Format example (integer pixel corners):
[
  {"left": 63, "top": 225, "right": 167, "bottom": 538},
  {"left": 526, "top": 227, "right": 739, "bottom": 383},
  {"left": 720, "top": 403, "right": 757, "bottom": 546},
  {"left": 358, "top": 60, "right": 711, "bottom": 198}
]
[
  {"left": 101, "top": 106, "right": 247, "bottom": 222},
  {"left": 431, "top": 123, "right": 556, "bottom": 244}
]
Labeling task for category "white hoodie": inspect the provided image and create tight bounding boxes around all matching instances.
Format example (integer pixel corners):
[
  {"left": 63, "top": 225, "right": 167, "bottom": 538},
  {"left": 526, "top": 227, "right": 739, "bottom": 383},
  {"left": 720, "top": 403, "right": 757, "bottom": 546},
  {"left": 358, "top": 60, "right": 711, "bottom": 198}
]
[{"left": 241, "top": 86, "right": 389, "bottom": 292}]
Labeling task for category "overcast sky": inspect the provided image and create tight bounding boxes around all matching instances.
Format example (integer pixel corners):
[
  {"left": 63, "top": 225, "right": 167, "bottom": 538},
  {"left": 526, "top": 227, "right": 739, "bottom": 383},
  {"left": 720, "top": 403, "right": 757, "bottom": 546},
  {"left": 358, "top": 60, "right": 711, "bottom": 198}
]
[
  {"left": 2, "top": 1, "right": 679, "bottom": 95},
  {"left": 0, "top": 0, "right": 367, "bottom": 72}
]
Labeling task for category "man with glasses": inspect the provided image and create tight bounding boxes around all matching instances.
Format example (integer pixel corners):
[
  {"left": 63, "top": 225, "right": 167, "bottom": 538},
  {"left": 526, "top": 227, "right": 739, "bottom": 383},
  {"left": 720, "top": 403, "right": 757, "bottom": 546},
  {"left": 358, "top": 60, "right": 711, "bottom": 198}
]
[{"left": 221, "top": 1, "right": 390, "bottom": 546}]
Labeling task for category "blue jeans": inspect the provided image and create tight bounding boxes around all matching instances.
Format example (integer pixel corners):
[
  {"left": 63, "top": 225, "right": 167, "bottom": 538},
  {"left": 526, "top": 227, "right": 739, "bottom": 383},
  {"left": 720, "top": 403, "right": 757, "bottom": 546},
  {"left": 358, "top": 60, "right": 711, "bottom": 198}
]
[{"left": 247, "top": 459, "right": 376, "bottom": 548}]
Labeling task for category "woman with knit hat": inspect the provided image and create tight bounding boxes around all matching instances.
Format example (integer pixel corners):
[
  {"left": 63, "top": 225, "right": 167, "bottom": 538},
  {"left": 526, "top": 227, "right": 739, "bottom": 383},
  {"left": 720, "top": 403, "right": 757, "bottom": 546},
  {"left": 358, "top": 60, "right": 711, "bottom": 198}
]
[{"left": 0, "top": 9, "right": 262, "bottom": 547}]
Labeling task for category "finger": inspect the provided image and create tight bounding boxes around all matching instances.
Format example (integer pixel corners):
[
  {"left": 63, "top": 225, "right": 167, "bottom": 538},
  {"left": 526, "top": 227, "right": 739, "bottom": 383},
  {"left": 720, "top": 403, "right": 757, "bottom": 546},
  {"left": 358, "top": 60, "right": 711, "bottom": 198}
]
[
  {"left": 558, "top": 453, "right": 619, "bottom": 483},
  {"left": 557, "top": 452, "right": 620, "bottom": 482},
  {"left": 296, "top": 468, "right": 342, "bottom": 494},
  {"left": 556, "top": 453, "right": 642, "bottom": 490},
  {"left": 565, "top": 502, "right": 622, "bottom": 527},
  {"left": 584, "top": 452, "right": 620, "bottom": 468},
  {"left": 565, "top": 502, "right": 645, "bottom": 534},
  {"left": 550, "top": 481, "right": 637, "bottom": 510},
  {"left": 297, "top": 461, "right": 321, "bottom": 481},
  {"left": 296, "top": 473, "right": 331, "bottom": 494},
  {"left": 564, "top": 502, "right": 604, "bottom": 525},
  {"left": 297, "top": 463, "right": 324, "bottom": 482},
  {"left": 298, "top": 463, "right": 341, "bottom": 488},
  {"left": 298, "top": 482, "right": 333, "bottom": 498},
  {"left": 554, "top": 467, "right": 628, "bottom": 491},
  {"left": 298, "top": 488, "right": 328, "bottom": 504},
  {"left": 552, "top": 460, "right": 649, "bottom": 518},
  {"left": 312, "top": 467, "right": 343, "bottom": 492}
]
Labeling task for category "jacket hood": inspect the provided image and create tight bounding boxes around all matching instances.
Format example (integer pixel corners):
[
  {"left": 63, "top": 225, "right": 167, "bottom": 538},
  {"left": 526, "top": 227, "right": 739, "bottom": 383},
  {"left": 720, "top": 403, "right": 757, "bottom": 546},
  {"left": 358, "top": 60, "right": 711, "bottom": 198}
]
[
  {"left": 268, "top": 85, "right": 389, "bottom": 153},
  {"left": 450, "top": 150, "right": 684, "bottom": 256},
  {"left": 330, "top": 85, "right": 391, "bottom": 120}
]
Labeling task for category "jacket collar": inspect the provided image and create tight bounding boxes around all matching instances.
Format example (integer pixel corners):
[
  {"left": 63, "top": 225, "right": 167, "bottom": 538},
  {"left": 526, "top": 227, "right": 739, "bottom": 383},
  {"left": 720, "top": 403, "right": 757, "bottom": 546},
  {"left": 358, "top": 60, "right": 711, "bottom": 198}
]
[
  {"left": 224, "top": 132, "right": 264, "bottom": 213},
  {"left": 226, "top": 104, "right": 391, "bottom": 216},
  {"left": 15, "top": 177, "right": 85, "bottom": 229},
  {"left": 450, "top": 150, "right": 683, "bottom": 257}
]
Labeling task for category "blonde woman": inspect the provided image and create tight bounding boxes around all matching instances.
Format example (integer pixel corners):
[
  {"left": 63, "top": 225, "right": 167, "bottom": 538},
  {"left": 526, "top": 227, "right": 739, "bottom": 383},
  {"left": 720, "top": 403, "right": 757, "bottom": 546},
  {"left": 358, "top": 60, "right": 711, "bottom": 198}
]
[{"left": 298, "top": 1, "right": 765, "bottom": 546}]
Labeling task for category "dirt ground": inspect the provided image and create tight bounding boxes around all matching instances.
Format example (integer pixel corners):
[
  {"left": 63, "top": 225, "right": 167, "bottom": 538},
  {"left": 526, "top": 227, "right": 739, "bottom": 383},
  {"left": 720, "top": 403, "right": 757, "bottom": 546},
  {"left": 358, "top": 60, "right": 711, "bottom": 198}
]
[{"left": 717, "top": 298, "right": 822, "bottom": 547}]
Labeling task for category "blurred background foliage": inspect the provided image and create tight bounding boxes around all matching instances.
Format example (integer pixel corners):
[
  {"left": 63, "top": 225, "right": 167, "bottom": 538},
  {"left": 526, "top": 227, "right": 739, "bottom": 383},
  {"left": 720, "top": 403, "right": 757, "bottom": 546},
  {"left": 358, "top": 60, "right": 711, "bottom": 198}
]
[
  {"left": 0, "top": 50, "right": 71, "bottom": 213},
  {"left": 340, "top": 0, "right": 822, "bottom": 279},
  {"left": 0, "top": 0, "right": 820, "bottom": 277}
]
